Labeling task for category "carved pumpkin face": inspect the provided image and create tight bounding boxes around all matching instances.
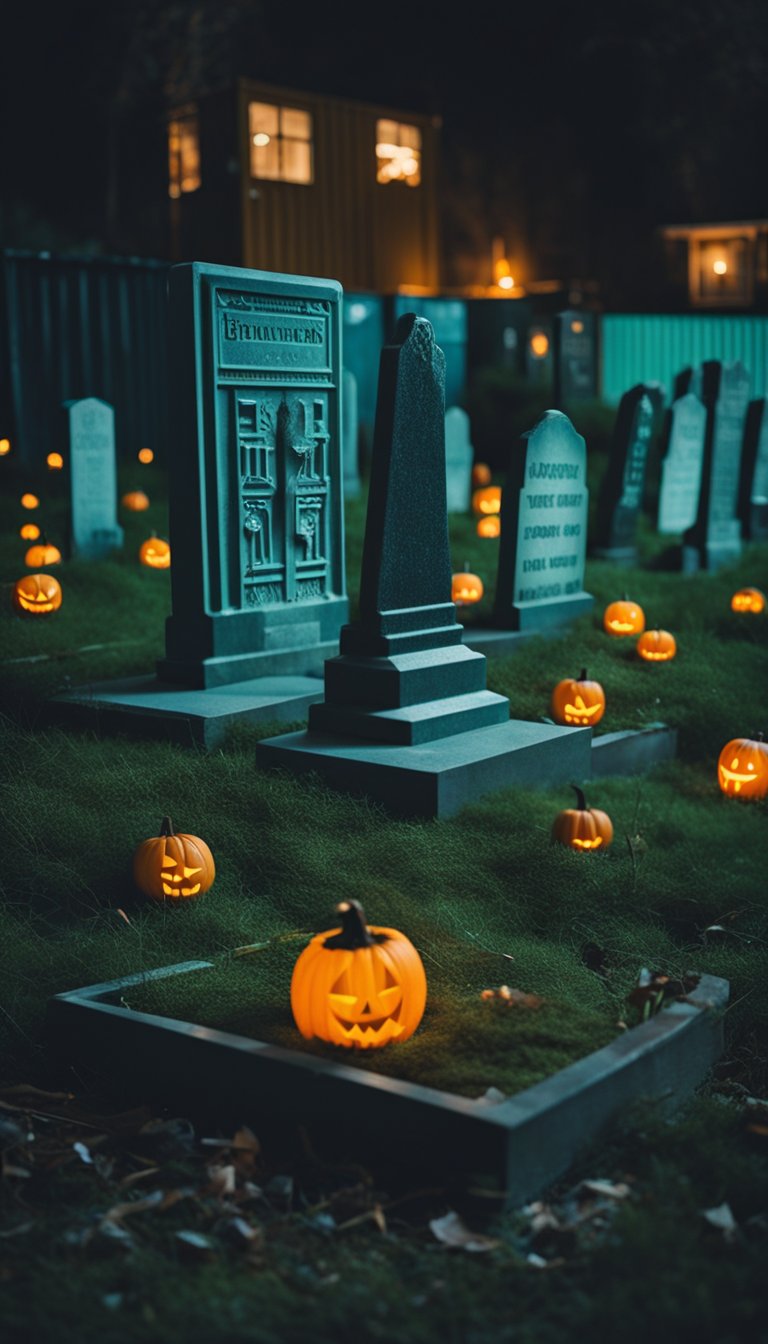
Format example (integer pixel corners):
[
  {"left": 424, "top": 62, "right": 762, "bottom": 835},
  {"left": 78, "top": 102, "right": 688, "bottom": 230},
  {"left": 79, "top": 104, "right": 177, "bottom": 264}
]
[
  {"left": 717, "top": 735, "right": 768, "bottom": 800},
  {"left": 472, "top": 485, "right": 502, "bottom": 516},
  {"left": 139, "top": 536, "right": 171, "bottom": 569},
  {"left": 20, "top": 493, "right": 39, "bottom": 510},
  {"left": 451, "top": 569, "right": 484, "bottom": 606},
  {"left": 603, "top": 598, "right": 645, "bottom": 636},
  {"left": 637, "top": 629, "right": 676, "bottom": 662},
  {"left": 731, "top": 587, "right": 766, "bottom": 614},
  {"left": 291, "top": 901, "right": 427, "bottom": 1050},
  {"left": 471, "top": 462, "right": 492, "bottom": 487},
  {"left": 122, "top": 490, "right": 150, "bottom": 512},
  {"left": 551, "top": 669, "right": 605, "bottom": 726},
  {"left": 476, "top": 515, "right": 500, "bottom": 538},
  {"left": 13, "top": 572, "right": 62, "bottom": 616},
  {"left": 20, "top": 524, "right": 40, "bottom": 541},
  {"left": 552, "top": 786, "right": 613, "bottom": 852},
  {"left": 24, "top": 542, "right": 61, "bottom": 568},
  {"left": 132, "top": 817, "right": 215, "bottom": 901}
]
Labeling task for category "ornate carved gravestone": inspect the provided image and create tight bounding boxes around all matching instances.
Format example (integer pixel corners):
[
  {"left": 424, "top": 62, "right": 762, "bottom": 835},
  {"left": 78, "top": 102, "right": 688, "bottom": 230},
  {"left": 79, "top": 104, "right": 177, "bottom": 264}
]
[
  {"left": 493, "top": 412, "right": 593, "bottom": 631},
  {"left": 738, "top": 398, "right": 768, "bottom": 541},
  {"left": 257, "top": 316, "right": 591, "bottom": 818},
  {"left": 553, "top": 311, "right": 597, "bottom": 408},
  {"left": 592, "top": 385, "right": 655, "bottom": 564},
  {"left": 657, "top": 393, "right": 707, "bottom": 535},
  {"left": 444, "top": 406, "right": 473, "bottom": 512},
  {"left": 65, "top": 397, "right": 124, "bottom": 557},
  {"left": 683, "top": 360, "right": 750, "bottom": 572},
  {"left": 342, "top": 368, "right": 361, "bottom": 500}
]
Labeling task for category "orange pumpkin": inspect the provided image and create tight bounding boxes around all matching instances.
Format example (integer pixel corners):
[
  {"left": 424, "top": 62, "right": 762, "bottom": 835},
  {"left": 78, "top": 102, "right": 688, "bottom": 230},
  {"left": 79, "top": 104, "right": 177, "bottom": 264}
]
[
  {"left": 731, "top": 587, "right": 766, "bottom": 614},
  {"left": 477, "top": 515, "right": 501, "bottom": 538},
  {"left": 24, "top": 540, "right": 61, "bottom": 568},
  {"left": 472, "top": 485, "right": 502, "bottom": 516},
  {"left": 471, "top": 462, "right": 492, "bottom": 487},
  {"left": 717, "top": 734, "right": 768, "bottom": 801},
  {"left": 551, "top": 669, "right": 605, "bottom": 727},
  {"left": 133, "top": 817, "right": 215, "bottom": 901},
  {"left": 451, "top": 567, "right": 484, "bottom": 606},
  {"left": 552, "top": 785, "right": 613, "bottom": 852},
  {"left": 603, "top": 598, "right": 645, "bottom": 637},
  {"left": 20, "top": 523, "right": 41, "bottom": 541},
  {"left": 122, "top": 490, "right": 150, "bottom": 512},
  {"left": 636, "top": 629, "right": 676, "bottom": 662},
  {"left": 139, "top": 535, "right": 171, "bottom": 569},
  {"left": 13, "top": 572, "right": 62, "bottom": 616},
  {"left": 20, "top": 493, "right": 39, "bottom": 510},
  {"left": 291, "top": 900, "right": 427, "bottom": 1050},
  {"left": 46, "top": 452, "right": 64, "bottom": 470}
]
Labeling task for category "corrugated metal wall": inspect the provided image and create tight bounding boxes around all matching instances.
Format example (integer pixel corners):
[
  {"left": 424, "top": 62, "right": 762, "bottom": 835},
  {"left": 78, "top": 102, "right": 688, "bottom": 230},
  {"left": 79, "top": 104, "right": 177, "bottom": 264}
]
[
  {"left": 0, "top": 250, "right": 170, "bottom": 467},
  {"left": 602, "top": 313, "right": 768, "bottom": 404}
]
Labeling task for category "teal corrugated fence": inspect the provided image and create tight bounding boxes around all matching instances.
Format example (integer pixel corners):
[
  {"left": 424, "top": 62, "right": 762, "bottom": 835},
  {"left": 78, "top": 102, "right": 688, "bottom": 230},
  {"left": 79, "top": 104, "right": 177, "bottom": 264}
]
[{"left": 601, "top": 314, "right": 768, "bottom": 404}]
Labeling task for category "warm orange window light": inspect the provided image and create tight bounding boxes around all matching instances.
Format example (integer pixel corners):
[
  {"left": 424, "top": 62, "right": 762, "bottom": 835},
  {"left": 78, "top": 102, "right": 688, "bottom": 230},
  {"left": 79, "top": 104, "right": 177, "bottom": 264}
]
[
  {"left": 712, "top": 258, "right": 728, "bottom": 275},
  {"left": 249, "top": 102, "right": 313, "bottom": 184},
  {"left": 168, "top": 110, "right": 201, "bottom": 198},
  {"left": 21, "top": 493, "right": 39, "bottom": 509},
  {"left": 138, "top": 447, "right": 154, "bottom": 464},
  {"left": 0, "top": 437, "right": 10, "bottom": 456},
  {"left": 530, "top": 331, "right": 550, "bottom": 358},
  {"left": 46, "top": 452, "right": 64, "bottom": 470},
  {"left": 20, "top": 523, "right": 40, "bottom": 540},
  {"left": 376, "top": 120, "right": 421, "bottom": 186}
]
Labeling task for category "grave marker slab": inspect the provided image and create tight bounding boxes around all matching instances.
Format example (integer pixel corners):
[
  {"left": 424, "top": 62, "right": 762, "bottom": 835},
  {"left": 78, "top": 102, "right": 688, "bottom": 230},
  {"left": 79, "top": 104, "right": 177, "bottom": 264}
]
[
  {"left": 342, "top": 367, "right": 360, "bottom": 499},
  {"left": 657, "top": 393, "right": 707, "bottom": 535},
  {"left": 65, "top": 397, "right": 124, "bottom": 557},
  {"left": 444, "top": 406, "right": 473, "bottom": 512},
  {"left": 683, "top": 360, "right": 750, "bottom": 572},
  {"left": 593, "top": 384, "right": 655, "bottom": 563},
  {"left": 738, "top": 398, "right": 768, "bottom": 541},
  {"left": 553, "top": 310, "right": 597, "bottom": 407},
  {"left": 494, "top": 411, "right": 593, "bottom": 631}
]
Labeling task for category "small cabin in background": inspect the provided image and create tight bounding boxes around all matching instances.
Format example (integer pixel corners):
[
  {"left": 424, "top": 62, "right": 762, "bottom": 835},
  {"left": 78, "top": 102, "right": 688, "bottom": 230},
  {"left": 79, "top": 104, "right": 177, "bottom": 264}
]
[
  {"left": 167, "top": 78, "right": 441, "bottom": 294},
  {"left": 660, "top": 220, "right": 768, "bottom": 309}
]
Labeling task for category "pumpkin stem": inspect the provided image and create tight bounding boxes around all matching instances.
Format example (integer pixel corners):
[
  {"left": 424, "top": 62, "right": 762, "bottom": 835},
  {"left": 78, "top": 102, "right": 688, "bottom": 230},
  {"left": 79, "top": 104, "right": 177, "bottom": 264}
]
[
  {"left": 159, "top": 816, "right": 175, "bottom": 837},
  {"left": 323, "top": 899, "right": 386, "bottom": 949},
  {"left": 570, "top": 783, "right": 588, "bottom": 811},
  {"left": 578, "top": 668, "right": 588, "bottom": 681}
]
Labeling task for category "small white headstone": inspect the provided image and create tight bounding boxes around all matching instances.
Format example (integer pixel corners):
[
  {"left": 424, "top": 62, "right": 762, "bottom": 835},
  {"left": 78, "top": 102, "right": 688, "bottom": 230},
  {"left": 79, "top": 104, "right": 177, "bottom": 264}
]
[
  {"left": 657, "top": 393, "right": 707, "bottom": 534},
  {"left": 65, "top": 397, "right": 124, "bottom": 557},
  {"left": 444, "top": 406, "right": 472, "bottom": 512}
]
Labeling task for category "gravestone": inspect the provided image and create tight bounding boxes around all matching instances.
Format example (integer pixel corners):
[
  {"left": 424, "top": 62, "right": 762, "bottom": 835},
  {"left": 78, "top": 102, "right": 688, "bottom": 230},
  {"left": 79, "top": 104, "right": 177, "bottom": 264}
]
[
  {"left": 65, "top": 397, "right": 124, "bottom": 557},
  {"left": 738, "top": 399, "right": 768, "bottom": 541},
  {"left": 592, "top": 385, "right": 655, "bottom": 563},
  {"left": 494, "top": 411, "right": 593, "bottom": 631},
  {"left": 256, "top": 316, "right": 592, "bottom": 818},
  {"left": 683, "top": 360, "right": 750, "bottom": 572},
  {"left": 342, "top": 368, "right": 361, "bottom": 499},
  {"left": 672, "top": 366, "right": 702, "bottom": 401},
  {"left": 553, "top": 311, "right": 597, "bottom": 408},
  {"left": 657, "top": 393, "right": 707, "bottom": 535},
  {"left": 444, "top": 406, "right": 473, "bottom": 511}
]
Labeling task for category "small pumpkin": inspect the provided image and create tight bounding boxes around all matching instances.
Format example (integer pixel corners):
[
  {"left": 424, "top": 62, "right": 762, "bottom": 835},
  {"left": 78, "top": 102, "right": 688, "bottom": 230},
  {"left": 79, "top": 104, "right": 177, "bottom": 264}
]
[
  {"left": 20, "top": 493, "right": 39, "bottom": 510},
  {"left": 472, "top": 485, "right": 502, "bottom": 516},
  {"left": 20, "top": 523, "right": 40, "bottom": 541},
  {"left": 139, "top": 535, "right": 171, "bottom": 569},
  {"left": 603, "top": 597, "right": 645, "bottom": 637},
  {"left": 471, "top": 462, "right": 492, "bottom": 487},
  {"left": 291, "top": 900, "right": 427, "bottom": 1050},
  {"left": 731, "top": 587, "right": 766, "bottom": 614},
  {"left": 46, "top": 452, "right": 64, "bottom": 470},
  {"left": 133, "top": 816, "right": 215, "bottom": 901},
  {"left": 552, "top": 785, "right": 613, "bottom": 852},
  {"left": 138, "top": 447, "right": 154, "bottom": 464},
  {"left": 24, "top": 539, "right": 62, "bottom": 568},
  {"left": 551, "top": 668, "right": 605, "bottom": 727},
  {"left": 717, "top": 733, "right": 768, "bottom": 800},
  {"left": 636, "top": 628, "right": 676, "bottom": 662},
  {"left": 451, "top": 564, "right": 484, "bottom": 606},
  {"left": 122, "top": 489, "right": 150, "bottom": 512},
  {"left": 13, "top": 572, "right": 62, "bottom": 616},
  {"left": 477, "top": 515, "right": 501, "bottom": 539}
]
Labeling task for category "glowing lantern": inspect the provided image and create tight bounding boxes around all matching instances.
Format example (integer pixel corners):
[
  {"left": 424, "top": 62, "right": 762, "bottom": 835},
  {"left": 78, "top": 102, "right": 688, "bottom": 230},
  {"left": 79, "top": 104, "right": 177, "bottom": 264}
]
[
  {"left": 530, "top": 331, "right": 550, "bottom": 358},
  {"left": 46, "top": 452, "right": 64, "bottom": 470},
  {"left": 122, "top": 490, "right": 150, "bottom": 512},
  {"left": 717, "top": 734, "right": 768, "bottom": 801},
  {"left": 451, "top": 567, "right": 484, "bottom": 606},
  {"left": 552, "top": 785, "right": 613, "bottom": 852},
  {"left": 21, "top": 493, "right": 39, "bottom": 510},
  {"left": 477, "top": 515, "right": 501, "bottom": 539},
  {"left": 20, "top": 523, "right": 40, "bottom": 541},
  {"left": 132, "top": 817, "right": 215, "bottom": 902},
  {"left": 551, "top": 669, "right": 605, "bottom": 727},
  {"left": 290, "top": 900, "right": 427, "bottom": 1050},
  {"left": 603, "top": 598, "right": 645, "bottom": 637},
  {"left": 139, "top": 536, "right": 171, "bottom": 569},
  {"left": 0, "top": 438, "right": 10, "bottom": 456},
  {"left": 138, "top": 447, "right": 154, "bottom": 464},
  {"left": 731, "top": 587, "right": 765, "bottom": 614},
  {"left": 471, "top": 463, "right": 492, "bottom": 487},
  {"left": 636, "top": 629, "right": 676, "bottom": 662},
  {"left": 472, "top": 485, "right": 502, "bottom": 516},
  {"left": 712, "top": 259, "right": 728, "bottom": 276},
  {"left": 13, "top": 572, "right": 62, "bottom": 616},
  {"left": 24, "top": 541, "right": 62, "bottom": 568}
]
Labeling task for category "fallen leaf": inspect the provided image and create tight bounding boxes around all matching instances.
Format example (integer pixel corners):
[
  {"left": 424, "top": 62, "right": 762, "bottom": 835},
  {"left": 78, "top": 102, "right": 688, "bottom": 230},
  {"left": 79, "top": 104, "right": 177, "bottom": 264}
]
[
  {"left": 73, "top": 1141, "right": 93, "bottom": 1165},
  {"left": 702, "top": 1202, "right": 738, "bottom": 1242},
  {"left": 429, "top": 1210, "right": 499, "bottom": 1252},
  {"left": 578, "top": 1180, "right": 631, "bottom": 1202}
]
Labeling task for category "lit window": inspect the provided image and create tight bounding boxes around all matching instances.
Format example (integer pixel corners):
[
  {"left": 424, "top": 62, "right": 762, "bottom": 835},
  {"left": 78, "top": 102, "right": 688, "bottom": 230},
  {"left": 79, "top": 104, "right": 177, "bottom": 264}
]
[
  {"left": 376, "top": 120, "right": 421, "bottom": 186},
  {"left": 249, "top": 102, "right": 313, "bottom": 184},
  {"left": 168, "top": 110, "right": 201, "bottom": 198}
]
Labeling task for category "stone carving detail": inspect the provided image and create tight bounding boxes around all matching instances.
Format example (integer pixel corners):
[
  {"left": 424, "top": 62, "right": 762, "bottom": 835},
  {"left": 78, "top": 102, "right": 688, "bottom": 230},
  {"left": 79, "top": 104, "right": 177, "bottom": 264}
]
[
  {"left": 219, "top": 291, "right": 328, "bottom": 317},
  {"left": 296, "top": 577, "right": 325, "bottom": 599},
  {"left": 245, "top": 582, "right": 282, "bottom": 606}
]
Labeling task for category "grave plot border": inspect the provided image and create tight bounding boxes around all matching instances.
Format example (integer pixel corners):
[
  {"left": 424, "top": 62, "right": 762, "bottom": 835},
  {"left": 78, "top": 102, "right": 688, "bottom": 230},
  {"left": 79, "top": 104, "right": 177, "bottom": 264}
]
[{"left": 47, "top": 963, "right": 727, "bottom": 1206}]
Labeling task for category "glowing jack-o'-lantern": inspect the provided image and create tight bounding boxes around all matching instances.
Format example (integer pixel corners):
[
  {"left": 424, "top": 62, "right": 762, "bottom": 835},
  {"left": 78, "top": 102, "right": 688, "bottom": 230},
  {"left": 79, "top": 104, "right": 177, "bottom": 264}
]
[
  {"left": 717, "top": 734, "right": 768, "bottom": 801},
  {"left": 472, "top": 485, "right": 502, "bottom": 516},
  {"left": 46, "top": 452, "right": 64, "bottom": 470},
  {"left": 20, "top": 493, "right": 39, "bottom": 510},
  {"left": 731, "top": 587, "right": 765, "bottom": 614},
  {"left": 20, "top": 523, "right": 40, "bottom": 541},
  {"left": 477, "top": 515, "right": 501, "bottom": 539},
  {"left": 636, "top": 628, "right": 676, "bottom": 662},
  {"left": 132, "top": 817, "right": 215, "bottom": 901},
  {"left": 139, "top": 535, "right": 171, "bottom": 569},
  {"left": 138, "top": 447, "right": 154, "bottom": 464},
  {"left": 24, "top": 540, "right": 62, "bottom": 569},
  {"left": 451, "top": 566, "right": 484, "bottom": 606},
  {"left": 291, "top": 900, "right": 427, "bottom": 1050},
  {"left": 603, "top": 597, "right": 645, "bottom": 637},
  {"left": 552, "top": 785, "right": 613, "bottom": 852},
  {"left": 121, "top": 490, "right": 150, "bottom": 512},
  {"left": 471, "top": 462, "right": 492, "bottom": 487},
  {"left": 551, "top": 669, "right": 605, "bottom": 727},
  {"left": 13, "top": 572, "right": 62, "bottom": 616}
]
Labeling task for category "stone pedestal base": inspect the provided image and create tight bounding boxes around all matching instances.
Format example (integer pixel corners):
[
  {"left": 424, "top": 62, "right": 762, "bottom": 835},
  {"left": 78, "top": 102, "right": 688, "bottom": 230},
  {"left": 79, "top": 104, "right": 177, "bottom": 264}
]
[{"left": 495, "top": 591, "right": 594, "bottom": 633}]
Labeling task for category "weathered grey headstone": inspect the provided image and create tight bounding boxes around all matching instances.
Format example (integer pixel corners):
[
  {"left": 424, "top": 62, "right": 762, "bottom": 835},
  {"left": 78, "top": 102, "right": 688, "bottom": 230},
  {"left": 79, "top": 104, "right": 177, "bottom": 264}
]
[
  {"left": 65, "top": 397, "right": 124, "bottom": 557},
  {"left": 657, "top": 393, "right": 707, "bottom": 535},
  {"left": 593, "top": 385, "right": 655, "bottom": 563},
  {"left": 494, "top": 411, "right": 593, "bottom": 631},
  {"left": 683, "top": 360, "right": 750, "bottom": 572},
  {"left": 738, "top": 398, "right": 768, "bottom": 541},
  {"left": 673, "top": 366, "right": 702, "bottom": 401},
  {"left": 342, "top": 367, "right": 360, "bottom": 499},
  {"left": 444, "top": 406, "right": 472, "bottom": 512},
  {"left": 553, "top": 311, "right": 597, "bottom": 408},
  {"left": 158, "top": 263, "right": 348, "bottom": 688}
]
